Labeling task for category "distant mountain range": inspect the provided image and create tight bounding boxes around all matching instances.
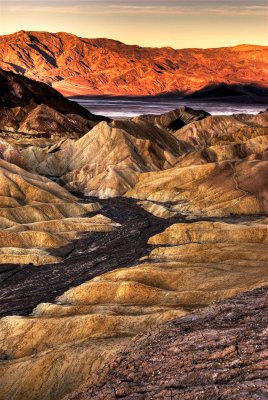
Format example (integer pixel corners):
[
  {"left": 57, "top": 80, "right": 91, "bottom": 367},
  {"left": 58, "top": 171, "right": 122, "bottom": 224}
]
[{"left": 0, "top": 30, "right": 268, "bottom": 97}]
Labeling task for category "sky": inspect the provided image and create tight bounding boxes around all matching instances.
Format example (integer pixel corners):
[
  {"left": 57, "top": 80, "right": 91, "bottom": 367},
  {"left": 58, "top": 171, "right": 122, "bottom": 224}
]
[{"left": 0, "top": 0, "right": 267, "bottom": 48}]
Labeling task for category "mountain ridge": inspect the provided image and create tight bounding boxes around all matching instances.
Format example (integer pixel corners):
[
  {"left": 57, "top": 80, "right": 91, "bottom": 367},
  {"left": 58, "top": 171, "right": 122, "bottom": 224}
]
[
  {"left": 1, "top": 31, "right": 267, "bottom": 96},
  {"left": 1, "top": 30, "right": 264, "bottom": 50}
]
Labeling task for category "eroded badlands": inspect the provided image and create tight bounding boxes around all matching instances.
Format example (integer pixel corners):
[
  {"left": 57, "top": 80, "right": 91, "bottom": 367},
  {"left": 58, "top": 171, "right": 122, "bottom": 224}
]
[{"left": 0, "top": 69, "right": 267, "bottom": 400}]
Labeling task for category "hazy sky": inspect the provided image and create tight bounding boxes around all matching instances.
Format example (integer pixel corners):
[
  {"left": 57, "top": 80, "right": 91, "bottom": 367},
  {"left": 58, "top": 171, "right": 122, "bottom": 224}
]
[{"left": 0, "top": 0, "right": 267, "bottom": 48}]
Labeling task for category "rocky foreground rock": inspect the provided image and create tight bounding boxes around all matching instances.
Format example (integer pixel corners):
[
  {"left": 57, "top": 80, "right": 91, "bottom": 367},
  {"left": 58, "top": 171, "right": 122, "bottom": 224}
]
[
  {"left": 67, "top": 285, "right": 268, "bottom": 400},
  {"left": 0, "top": 31, "right": 267, "bottom": 96}
]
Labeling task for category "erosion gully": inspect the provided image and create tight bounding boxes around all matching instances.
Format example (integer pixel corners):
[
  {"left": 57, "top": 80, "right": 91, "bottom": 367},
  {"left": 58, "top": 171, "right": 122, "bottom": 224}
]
[{"left": 0, "top": 197, "right": 264, "bottom": 317}]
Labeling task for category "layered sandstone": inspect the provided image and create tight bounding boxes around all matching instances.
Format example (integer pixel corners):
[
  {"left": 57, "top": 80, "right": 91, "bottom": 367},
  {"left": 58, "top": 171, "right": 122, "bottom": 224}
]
[
  {"left": 173, "top": 111, "right": 268, "bottom": 151},
  {"left": 0, "top": 31, "right": 267, "bottom": 96},
  {"left": 0, "top": 139, "right": 28, "bottom": 168},
  {"left": 0, "top": 158, "right": 120, "bottom": 265},
  {"left": 0, "top": 216, "right": 267, "bottom": 399}
]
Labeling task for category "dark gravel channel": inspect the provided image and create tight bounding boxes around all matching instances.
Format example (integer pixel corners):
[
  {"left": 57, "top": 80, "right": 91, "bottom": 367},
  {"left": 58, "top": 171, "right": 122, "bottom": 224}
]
[
  {"left": 0, "top": 197, "right": 182, "bottom": 317},
  {"left": 0, "top": 196, "right": 266, "bottom": 317}
]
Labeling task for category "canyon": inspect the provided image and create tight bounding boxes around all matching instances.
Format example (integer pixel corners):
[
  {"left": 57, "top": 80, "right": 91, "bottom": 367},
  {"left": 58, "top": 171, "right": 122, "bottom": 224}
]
[{"left": 0, "top": 68, "right": 267, "bottom": 400}]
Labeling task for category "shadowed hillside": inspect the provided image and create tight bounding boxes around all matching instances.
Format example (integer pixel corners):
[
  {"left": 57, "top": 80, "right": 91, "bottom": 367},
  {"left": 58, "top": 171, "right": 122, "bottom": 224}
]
[{"left": 0, "top": 69, "right": 109, "bottom": 144}]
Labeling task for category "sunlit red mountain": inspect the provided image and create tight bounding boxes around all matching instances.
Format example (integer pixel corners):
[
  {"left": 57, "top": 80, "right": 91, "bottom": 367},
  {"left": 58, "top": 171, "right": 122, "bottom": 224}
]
[{"left": 0, "top": 30, "right": 268, "bottom": 96}]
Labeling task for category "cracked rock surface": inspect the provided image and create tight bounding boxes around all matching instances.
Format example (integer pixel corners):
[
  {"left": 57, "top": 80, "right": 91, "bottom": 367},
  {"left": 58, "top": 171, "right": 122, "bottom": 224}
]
[{"left": 68, "top": 285, "right": 268, "bottom": 400}]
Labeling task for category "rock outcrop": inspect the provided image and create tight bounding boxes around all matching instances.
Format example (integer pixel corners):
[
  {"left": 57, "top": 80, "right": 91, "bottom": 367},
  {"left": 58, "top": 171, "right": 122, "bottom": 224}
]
[
  {"left": 0, "top": 31, "right": 267, "bottom": 96},
  {"left": 0, "top": 139, "right": 28, "bottom": 168},
  {"left": 0, "top": 69, "right": 103, "bottom": 120},
  {"left": 173, "top": 111, "right": 268, "bottom": 151},
  {"left": 0, "top": 69, "right": 108, "bottom": 143},
  {"left": 68, "top": 285, "right": 268, "bottom": 400}
]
